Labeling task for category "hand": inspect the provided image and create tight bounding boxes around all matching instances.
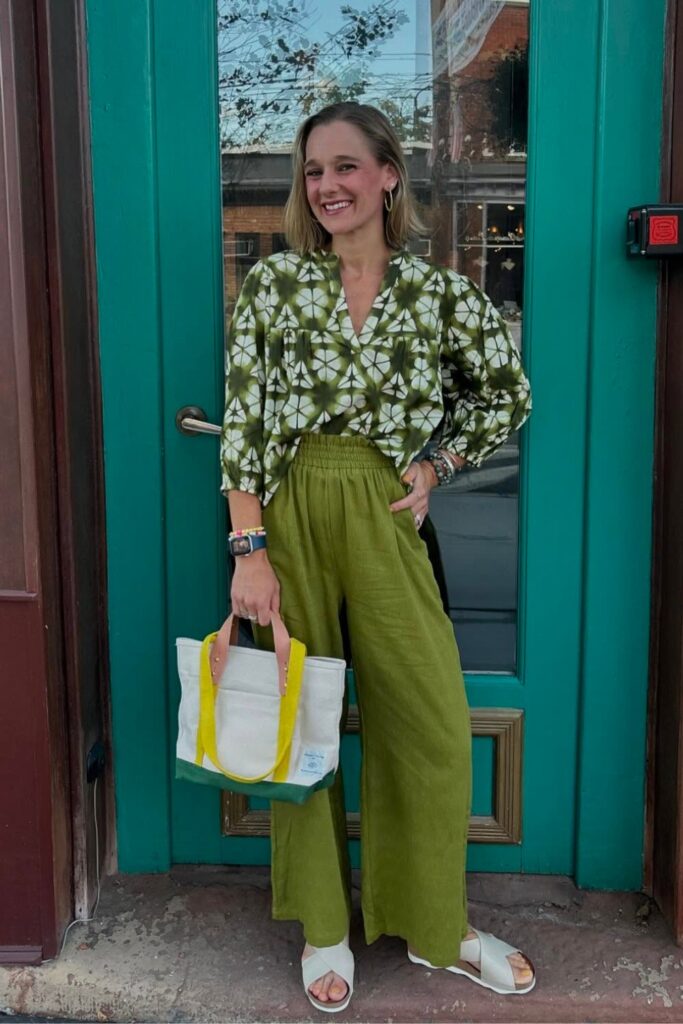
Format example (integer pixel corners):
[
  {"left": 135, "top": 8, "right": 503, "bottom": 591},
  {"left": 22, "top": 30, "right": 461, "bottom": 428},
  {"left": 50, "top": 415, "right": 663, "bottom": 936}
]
[
  {"left": 231, "top": 550, "right": 281, "bottom": 626},
  {"left": 389, "top": 460, "right": 437, "bottom": 529}
]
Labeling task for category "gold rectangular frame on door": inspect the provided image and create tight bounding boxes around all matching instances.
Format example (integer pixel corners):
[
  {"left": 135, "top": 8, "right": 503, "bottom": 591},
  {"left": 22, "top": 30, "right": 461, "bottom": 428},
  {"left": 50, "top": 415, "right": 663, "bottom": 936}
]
[{"left": 221, "top": 707, "right": 523, "bottom": 844}]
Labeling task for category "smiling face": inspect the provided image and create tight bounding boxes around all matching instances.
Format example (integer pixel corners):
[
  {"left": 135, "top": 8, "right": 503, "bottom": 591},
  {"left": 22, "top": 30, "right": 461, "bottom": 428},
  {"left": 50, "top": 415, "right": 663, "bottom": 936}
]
[{"left": 303, "top": 120, "right": 398, "bottom": 245}]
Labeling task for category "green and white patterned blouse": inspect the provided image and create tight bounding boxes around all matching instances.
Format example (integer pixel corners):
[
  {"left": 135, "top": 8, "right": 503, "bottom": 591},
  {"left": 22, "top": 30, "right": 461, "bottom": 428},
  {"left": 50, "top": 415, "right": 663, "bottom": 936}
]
[{"left": 220, "top": 248, "right": 532, "bottom": 506}]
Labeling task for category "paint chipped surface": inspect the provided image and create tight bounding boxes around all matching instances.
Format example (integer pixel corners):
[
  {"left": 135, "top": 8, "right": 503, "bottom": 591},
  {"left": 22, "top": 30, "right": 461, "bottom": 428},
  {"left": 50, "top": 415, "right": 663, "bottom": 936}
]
[
  {"left": 612, "top": 954, "right": 683, "bottom": 1009},
  {"left": 1, "top": 870, "right": 683, "bottom": 1022}
]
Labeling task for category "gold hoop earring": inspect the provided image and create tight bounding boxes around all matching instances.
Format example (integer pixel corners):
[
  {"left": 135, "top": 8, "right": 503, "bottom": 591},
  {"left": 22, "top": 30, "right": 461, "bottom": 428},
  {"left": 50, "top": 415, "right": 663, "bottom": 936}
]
[{"left": 384, "top": 188, "right": 394, "bottom": 212}]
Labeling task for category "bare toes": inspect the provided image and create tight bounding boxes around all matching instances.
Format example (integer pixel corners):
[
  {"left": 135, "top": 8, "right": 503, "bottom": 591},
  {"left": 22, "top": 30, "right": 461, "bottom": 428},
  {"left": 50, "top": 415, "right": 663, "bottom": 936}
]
[
  {"left": 329, "top": 978, "right": 348, "bottom": 1002},
  {"left": 307, "top": 971, "right": 327, "bottom": 1000},
  {"left": 508, "top": 951, "right": 533, "bottom": 982}
]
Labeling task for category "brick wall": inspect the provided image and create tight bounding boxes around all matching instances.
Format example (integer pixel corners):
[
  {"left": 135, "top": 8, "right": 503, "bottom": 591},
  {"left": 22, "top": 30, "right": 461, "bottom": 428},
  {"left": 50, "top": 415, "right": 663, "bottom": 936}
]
[
  {"left": 222, "top": 206, "right": 284, "bottom": 304},
  {"left": 455, "top": 6, "right": 529, "bottom": 160}
]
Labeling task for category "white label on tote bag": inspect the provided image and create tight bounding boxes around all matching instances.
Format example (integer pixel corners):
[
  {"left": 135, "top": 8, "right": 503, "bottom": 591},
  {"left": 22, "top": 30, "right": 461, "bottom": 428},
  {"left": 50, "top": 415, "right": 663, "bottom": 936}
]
[{"left": 300, "top": 749, "right": 326, "bottom": 776}]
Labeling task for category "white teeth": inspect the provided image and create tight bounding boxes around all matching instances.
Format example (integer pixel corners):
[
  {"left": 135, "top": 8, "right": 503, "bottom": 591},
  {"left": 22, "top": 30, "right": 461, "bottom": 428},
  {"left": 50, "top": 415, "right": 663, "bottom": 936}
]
[{"left": 323, "top": 200, "right": 351, "bottom": 211}]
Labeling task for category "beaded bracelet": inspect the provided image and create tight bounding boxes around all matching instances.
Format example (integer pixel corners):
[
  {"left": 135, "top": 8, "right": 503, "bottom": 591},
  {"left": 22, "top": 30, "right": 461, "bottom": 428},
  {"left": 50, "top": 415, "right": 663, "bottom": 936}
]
[
  {"left": 426, "top": 451, "right": 452, "bottom": 486},
  {"left": 425, "top": 448, "right": 463, "bottom": 487},
  {"left": 229, "top": 526, "right": 267, "bottom": 539},
  {"left": 439, "top": 448, "right": 465, "bottom": 474}
]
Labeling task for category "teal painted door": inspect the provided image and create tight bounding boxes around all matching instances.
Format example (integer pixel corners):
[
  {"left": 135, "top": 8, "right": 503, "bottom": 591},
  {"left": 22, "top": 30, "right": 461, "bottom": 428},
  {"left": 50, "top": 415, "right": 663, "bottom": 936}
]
[{"left": 87, "top": 0, "right": 665, "bottom": 885}]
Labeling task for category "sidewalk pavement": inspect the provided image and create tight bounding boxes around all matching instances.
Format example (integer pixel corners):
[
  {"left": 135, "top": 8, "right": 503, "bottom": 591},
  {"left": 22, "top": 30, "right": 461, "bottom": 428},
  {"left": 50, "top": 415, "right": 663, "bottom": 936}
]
[{"left": 2, "top": 867, "right": 683, "bottom": 1023}]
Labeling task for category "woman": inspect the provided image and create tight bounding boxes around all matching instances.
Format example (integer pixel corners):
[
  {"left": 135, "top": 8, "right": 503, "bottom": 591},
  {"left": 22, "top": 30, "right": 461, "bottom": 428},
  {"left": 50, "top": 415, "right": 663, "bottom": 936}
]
[{"left": 220, "top": 101, "right": 534, "bottom": 1012}]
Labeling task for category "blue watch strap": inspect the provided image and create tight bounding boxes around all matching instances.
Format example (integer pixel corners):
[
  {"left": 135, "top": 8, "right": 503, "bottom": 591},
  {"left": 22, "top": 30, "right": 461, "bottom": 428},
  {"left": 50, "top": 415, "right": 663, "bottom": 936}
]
[{"left": 229, "top": 532, "right": 268, "bottom": 557}]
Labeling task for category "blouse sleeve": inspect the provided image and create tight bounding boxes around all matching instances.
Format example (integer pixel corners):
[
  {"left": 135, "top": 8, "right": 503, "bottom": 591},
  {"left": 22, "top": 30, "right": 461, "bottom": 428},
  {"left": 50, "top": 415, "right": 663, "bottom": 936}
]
[
  {"left": 220, "top": 261, "right": 268, "bottom": 498},
  {"left": 436, "top": 273, "right": 532, "bottom": 467}
]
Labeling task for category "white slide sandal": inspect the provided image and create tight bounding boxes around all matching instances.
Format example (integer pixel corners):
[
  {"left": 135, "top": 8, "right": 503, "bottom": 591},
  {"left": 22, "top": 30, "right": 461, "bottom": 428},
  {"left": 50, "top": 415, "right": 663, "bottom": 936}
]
[
  {"left": 302, "top": 935, "right": 355, "bottom": 1013},
  {"left": 408, "top": 926, "right": 536, "bottom": 996}
]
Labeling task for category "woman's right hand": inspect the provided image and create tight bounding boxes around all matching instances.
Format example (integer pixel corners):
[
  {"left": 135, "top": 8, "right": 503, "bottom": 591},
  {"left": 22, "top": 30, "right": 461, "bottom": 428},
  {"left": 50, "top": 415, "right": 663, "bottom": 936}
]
[{"left": 231, "top": 550, "right": 281, "bottom": 627}]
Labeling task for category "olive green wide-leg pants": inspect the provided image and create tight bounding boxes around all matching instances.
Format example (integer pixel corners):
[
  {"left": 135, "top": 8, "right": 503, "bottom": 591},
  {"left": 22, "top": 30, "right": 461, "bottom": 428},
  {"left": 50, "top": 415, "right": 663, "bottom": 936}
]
[{"left": 252, "top": 433, "right": 472, "bottom": 968}]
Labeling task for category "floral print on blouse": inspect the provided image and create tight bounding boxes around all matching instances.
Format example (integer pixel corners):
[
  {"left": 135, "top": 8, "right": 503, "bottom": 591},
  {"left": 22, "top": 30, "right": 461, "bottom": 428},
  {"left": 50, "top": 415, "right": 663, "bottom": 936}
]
[{"left": 220, "top": 248, "right": 532, "bottom": 507}]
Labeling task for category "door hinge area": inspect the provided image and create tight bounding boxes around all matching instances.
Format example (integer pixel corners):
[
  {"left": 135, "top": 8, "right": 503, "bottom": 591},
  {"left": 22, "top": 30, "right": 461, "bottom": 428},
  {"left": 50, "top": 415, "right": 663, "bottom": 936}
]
[{"left": 86, "top": 740, "right": 106, "bottom": 783}]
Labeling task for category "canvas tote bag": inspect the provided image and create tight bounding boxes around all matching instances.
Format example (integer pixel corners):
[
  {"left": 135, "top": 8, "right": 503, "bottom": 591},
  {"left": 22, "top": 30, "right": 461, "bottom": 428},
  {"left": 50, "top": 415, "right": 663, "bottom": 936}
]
[{"left": 175, "top": 611, "right": 347, "bottom": 804}]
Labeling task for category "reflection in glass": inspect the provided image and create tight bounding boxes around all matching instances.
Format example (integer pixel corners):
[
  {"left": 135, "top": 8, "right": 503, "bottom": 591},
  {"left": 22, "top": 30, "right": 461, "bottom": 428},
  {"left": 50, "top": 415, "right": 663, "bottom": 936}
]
[{"left": 218, "top": 0, "right": 529, "bottom": 673}]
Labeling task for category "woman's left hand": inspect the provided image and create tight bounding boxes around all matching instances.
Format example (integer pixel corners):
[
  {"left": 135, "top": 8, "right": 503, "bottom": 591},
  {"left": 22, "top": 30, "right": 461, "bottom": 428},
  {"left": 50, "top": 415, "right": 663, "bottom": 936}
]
[{"left": 389, "top": 460, "right": 437, "bottom": 529}]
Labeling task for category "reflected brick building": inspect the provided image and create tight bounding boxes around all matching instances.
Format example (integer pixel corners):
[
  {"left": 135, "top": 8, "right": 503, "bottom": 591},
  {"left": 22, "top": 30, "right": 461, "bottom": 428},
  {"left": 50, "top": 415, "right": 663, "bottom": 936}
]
[{"left": 221, "top": 3, "right": 528, "bottom": 318}]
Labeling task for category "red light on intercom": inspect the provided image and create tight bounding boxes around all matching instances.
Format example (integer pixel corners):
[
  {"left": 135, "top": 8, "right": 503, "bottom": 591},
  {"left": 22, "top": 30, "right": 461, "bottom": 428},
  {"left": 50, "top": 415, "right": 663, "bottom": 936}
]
[
  {"left": 649, "top": 215, "right": 679, "bottom": 246},
  {"left": 627, "top": 204, "right": 683, "bottom": 256}
]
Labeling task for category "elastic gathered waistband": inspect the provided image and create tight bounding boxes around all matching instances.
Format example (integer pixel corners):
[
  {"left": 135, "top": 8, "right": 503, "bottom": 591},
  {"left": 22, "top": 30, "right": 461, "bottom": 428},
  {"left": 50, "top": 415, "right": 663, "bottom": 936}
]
[{"left": 295, "top": 432, "right": 395, "bottom": 470}]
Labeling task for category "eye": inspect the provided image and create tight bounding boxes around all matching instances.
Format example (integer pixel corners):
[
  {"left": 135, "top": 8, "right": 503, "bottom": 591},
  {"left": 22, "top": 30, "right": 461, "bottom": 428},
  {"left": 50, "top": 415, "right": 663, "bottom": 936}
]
[
  {"left": 338, "top": 163, "right": 356, "bottom": 172},
  {"left": 305, "top": 169, "right": 322, "bottom": 178}
]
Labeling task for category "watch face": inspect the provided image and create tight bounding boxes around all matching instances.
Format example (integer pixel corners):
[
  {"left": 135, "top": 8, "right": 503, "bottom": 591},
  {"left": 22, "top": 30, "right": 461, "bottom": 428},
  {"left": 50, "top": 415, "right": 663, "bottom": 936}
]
[{"left": 231, "top": 536, "right": 252, "bottom": 556}]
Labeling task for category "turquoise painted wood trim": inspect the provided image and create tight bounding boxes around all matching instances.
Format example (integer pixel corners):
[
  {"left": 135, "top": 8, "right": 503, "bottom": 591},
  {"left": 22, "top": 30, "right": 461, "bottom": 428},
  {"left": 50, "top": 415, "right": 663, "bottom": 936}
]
[
  {"left": 149, "top": 0, "right": 237, "bottom": 865},
  {"left": 480, "top": 0, "right": 601, "bottom": 875},
  {"left": 575, "top": 0, "right": 665, "bottom": 889},
  {"left": 466, "top": 680, "right": 528, "bottom": 707},
  {"left": 85, "top": 0, "right": 172, "bottom": 870}
]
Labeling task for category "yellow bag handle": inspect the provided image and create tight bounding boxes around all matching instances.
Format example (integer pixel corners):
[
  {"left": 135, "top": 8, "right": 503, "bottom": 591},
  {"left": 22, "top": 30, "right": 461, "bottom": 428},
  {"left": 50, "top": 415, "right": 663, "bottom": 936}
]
[{"left": 195, "top": 630, "right": 306, "bottom": 784}]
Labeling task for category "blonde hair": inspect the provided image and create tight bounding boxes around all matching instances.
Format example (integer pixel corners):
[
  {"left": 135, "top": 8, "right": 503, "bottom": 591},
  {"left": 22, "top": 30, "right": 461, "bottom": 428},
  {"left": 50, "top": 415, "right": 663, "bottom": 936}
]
[{"left": 283, "top": 102, "right": 424, "bottom": 252}]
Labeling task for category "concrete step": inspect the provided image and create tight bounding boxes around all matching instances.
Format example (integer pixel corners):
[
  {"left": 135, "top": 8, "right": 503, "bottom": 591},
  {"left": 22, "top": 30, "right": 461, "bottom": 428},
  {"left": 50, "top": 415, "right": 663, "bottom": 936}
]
[{"left": 2, "top": 868, "right": 682, "bottom": 1023}]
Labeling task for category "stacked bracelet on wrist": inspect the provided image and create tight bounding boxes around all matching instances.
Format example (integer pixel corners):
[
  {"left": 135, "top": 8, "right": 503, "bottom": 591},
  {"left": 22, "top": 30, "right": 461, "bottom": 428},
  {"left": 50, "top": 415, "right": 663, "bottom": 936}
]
[
  {"left": 229, "top": 526, "right": 266, "bottom": 540},
  {"left": 425, "top": 448, "right": 464, "bottom": 487}
]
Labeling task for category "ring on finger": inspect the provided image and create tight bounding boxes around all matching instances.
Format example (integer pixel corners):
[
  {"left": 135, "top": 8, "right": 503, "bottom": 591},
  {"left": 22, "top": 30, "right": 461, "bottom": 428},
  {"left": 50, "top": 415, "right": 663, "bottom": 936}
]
[{"left": 414, "top": 512, "right": 423, "bottom": 527}]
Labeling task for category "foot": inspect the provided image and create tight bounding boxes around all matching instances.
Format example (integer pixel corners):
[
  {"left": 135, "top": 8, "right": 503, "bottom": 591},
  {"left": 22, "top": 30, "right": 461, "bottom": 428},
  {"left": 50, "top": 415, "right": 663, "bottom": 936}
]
[
  {"left": 461, "top": 928, "right": 533, "bottom": 988},
  {"left": 409, "top": 926, "right": 534, "bottom": 989},
  {"left": 302, "top": 942, "right": 349, "bottom": 1005}
]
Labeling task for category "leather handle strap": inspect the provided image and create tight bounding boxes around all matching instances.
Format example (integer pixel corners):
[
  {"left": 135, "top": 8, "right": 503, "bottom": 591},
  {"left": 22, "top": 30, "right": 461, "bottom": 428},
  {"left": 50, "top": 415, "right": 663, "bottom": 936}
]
[
  {"left": 196, "top": 632, "right": 306, "bottom": 783},
  {"left": 210, "top": 610, "right": 290, "bottom": 695}
]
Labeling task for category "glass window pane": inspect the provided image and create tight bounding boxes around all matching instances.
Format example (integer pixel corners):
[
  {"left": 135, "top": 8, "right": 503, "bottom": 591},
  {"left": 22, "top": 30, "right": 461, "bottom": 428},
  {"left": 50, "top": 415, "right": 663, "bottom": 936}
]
[{"left": 217, "top": 0, "right": 529, "bottom": 673}]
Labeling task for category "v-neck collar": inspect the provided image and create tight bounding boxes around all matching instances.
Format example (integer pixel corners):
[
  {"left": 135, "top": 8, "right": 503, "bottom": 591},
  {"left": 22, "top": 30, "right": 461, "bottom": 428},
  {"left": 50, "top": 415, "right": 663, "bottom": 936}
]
[{"left": 317, "top": 248, "right": 407, "bottom": 345}]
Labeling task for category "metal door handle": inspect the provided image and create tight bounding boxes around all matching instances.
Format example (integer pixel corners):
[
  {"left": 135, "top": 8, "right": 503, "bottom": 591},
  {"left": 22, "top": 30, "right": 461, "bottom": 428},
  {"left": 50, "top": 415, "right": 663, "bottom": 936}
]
[{"left": 175, "top": 405, "right": 221, "bottom": 436}]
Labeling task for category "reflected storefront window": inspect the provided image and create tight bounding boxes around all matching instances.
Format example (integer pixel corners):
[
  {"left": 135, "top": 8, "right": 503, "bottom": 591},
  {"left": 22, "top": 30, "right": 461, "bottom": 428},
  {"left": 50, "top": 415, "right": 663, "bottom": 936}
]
[{"left": 218, "top": 0, "right": 529, "bottom": 673}]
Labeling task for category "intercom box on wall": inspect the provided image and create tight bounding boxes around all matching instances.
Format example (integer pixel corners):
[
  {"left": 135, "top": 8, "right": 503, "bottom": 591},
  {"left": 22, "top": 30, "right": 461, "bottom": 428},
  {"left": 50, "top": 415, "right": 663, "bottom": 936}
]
[{"left": 627, "top": 205, "right": 683, "bottom": 257}]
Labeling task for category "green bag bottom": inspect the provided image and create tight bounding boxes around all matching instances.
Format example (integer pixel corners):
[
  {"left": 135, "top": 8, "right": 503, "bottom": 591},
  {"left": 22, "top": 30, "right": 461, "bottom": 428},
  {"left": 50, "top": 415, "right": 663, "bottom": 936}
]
[{"left": 175, "top": 758, "right": 337, "bottom": 804}]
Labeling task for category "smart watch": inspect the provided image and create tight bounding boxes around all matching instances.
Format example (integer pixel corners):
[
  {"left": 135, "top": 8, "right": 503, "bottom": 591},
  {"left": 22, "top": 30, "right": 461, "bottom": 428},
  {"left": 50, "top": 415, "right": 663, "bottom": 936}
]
[{"left": 228, "top": 533, "right": 268, "bottom": 557}]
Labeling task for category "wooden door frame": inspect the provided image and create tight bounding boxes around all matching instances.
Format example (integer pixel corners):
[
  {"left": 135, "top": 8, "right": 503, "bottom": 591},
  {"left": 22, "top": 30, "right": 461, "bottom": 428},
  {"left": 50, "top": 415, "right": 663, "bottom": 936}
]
[
  {"left": 0, "top": 0, "right": 71, "bottom": 962},
  {"left": 0, "top": 0, "right": 112, "bottom": 962},
  {"left": 645, "top": 0, "right": 683, "bottom": 945},
  {"left": 33, "top": 0, "right": 117, "bottom": 918}
]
